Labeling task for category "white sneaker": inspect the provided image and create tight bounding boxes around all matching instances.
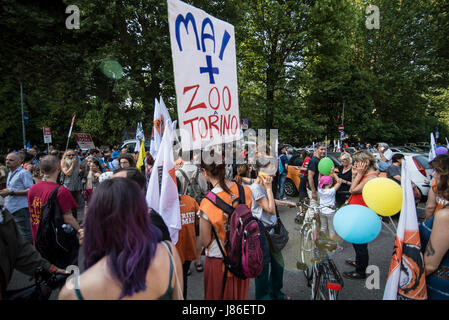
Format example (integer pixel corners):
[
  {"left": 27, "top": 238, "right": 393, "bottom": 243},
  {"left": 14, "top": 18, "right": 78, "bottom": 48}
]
[{"left": 282, "top": 197, "right": 287, "bottom": 200}]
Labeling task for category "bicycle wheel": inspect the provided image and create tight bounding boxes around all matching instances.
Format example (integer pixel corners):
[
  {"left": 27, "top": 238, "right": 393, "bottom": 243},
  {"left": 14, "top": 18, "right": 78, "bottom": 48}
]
[
  {"left": 311, "top": 264, "right": 321, "bottom": 300},
  {"left": 316, "top": 263, "right": 333, "bottom": 300},
  {"left": 298, "top": 224, "right": 314, "bottom": 285},
  {"left": 316, "top": 260, "right": 342, "bottom": 300}
]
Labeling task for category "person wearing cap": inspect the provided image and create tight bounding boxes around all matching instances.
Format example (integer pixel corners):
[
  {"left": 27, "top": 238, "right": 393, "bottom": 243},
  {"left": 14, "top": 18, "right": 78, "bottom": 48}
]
[
  {"left": 317, "top": 175, "right": 342, "bottom": 250},
  {"left": 110, "top": 150, "right": 121, "bottom": 170}
]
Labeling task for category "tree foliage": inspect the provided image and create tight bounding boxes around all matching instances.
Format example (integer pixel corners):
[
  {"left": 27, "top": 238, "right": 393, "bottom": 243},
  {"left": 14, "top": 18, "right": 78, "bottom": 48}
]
[{"left": 1, "top": 0, "right": 448, "bottom": 152}]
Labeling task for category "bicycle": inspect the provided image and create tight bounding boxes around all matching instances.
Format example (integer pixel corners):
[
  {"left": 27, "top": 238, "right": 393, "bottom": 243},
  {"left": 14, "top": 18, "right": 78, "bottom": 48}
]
[
  {"left": 295, "top": 200, "right": 344, "bottom": 300},
  {"left": 4, "top": 267, "right": 71, "bottom": 300}
]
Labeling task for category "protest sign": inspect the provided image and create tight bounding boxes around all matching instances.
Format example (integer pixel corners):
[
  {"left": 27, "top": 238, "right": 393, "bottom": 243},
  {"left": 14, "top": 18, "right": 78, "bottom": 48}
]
[
  {"left": 168, "top": 0, "right": 240, "bottom": 151},
  {"left": 74, "top": 133, "right": 95, "bottom": 150},
  {"left": 43, "top": 127, "right": 52, "bottom": 144}
]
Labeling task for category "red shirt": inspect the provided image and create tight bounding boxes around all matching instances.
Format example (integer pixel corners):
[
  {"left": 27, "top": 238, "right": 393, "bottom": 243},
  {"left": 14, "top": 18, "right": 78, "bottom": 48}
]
[
  {"left": 348, "top": 172, "right": 378, "bottom": 207},
  {"left": 300, "top": 157, "right": 311, "bottom": 176},
  {"left": 27, "top": 181, "right": 78, "bottom": 246}
]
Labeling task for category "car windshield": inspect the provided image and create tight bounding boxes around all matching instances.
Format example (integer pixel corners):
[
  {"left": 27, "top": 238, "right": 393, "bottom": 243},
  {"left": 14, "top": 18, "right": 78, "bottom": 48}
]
[
  {"left": 413, "top": 155, "right": 431, "bottom": 169},
  {"left": 407, "top": 146, "right": 423, "bottom": 152},
  {"left": 396, "top": 147, "right": 410, "bottom": 152}
]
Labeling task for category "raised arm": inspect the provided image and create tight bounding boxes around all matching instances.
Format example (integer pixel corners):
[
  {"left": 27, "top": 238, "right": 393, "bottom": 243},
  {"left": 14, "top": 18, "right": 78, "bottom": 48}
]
[{"left": 423, "top": 209, "right": 449, "bottom": 275}]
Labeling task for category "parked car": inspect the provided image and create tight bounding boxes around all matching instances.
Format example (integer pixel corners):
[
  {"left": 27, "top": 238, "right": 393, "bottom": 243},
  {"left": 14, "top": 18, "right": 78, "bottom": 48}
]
[
  {"left": 401, "top": 145, "right": 425, "bottom": 154},
  {"left": 402, "top": 153, "right": 432, "bottom": 199},
  {"left": 284, "top": 154, "right": 304, "bottom": 197},
  {"left": 342, "top": 147, "right": 356, "bottom": 154},
  {"left": 121, "top": 139, "right": 150, "bottom": 152},
  {"left": 416, "top": 145, "right": 430, "bottom": 152},
  {"left": 284, "top": 152, "right": 342, "bottom": 197}
]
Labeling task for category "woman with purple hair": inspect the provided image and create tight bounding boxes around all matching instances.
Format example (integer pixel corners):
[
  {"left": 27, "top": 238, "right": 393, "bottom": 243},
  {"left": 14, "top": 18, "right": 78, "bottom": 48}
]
[{"left": 58, "top": 178, "right": 183, "bottom": 300}]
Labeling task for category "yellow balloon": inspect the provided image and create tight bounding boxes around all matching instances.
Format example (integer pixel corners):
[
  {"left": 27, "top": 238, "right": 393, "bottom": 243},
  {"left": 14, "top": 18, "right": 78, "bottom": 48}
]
[{"left": 362, "top": 178, "right": 403, "bottom": 216}]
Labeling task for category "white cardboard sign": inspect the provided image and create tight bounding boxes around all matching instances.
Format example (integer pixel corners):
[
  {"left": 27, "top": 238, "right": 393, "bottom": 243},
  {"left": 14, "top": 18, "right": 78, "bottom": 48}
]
[{"left": 168, "top": 0, "right": 240, "bottom": 151}]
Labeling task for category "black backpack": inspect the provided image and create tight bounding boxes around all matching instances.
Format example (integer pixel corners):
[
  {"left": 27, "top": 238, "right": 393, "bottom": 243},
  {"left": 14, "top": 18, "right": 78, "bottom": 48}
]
[{"left": 35, "top": 187, "right": 79, "bottom": 268}]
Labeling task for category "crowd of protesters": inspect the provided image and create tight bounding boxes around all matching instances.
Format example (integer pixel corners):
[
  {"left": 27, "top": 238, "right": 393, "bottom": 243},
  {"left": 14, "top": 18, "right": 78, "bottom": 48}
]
[{"left": 0, "top": 141, "right": 448, "bottom": 300}]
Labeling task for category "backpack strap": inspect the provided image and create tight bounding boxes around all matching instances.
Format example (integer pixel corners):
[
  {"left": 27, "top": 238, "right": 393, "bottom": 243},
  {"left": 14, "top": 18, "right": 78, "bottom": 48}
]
[
  {"left": 205, "top": 191, "right": 235, "bottom": 216},
  {"left": 177, "top": 168, "right": 190, "bottom": 195},
  {"left": 48, "top": 186, "right": 60, "bottom": 209},
  {"left": 234, "top": 181, "right": 246, "bottom": 206}
]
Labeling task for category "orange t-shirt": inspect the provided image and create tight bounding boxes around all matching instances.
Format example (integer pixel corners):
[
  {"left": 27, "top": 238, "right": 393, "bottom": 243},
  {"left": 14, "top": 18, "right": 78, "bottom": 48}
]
[
  {"left": 176, "top": 194, "right": 199, "bottom": 264},
  {"left": 199, "top": 183, "right": 253, "bottom": 256}
]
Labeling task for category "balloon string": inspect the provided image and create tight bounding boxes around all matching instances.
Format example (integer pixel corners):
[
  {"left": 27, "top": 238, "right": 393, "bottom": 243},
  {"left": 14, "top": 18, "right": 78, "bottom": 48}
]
[
  {"left": 388, "top": 216, "right": 397, "bottom": 233},
  {"left": 381, "top": 218, "right": 396, "bottom": 236}
]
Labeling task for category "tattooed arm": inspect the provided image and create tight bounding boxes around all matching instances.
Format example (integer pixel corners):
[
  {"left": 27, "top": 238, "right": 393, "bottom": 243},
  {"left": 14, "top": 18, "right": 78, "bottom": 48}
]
[{"left": 424, "top": 208, "right": 449, "bottom": 276}]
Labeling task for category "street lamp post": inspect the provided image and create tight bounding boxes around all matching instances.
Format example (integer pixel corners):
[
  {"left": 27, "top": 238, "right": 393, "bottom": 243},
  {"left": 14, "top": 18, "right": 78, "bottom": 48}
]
[{"left": 19, "top": 79, "right": 26, "bottom": 150}]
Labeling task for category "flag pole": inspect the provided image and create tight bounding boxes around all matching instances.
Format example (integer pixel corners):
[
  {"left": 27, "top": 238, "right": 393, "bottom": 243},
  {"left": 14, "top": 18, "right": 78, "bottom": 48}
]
[{"left": 65, "top": 114, "right": 76, "bottom": 151}]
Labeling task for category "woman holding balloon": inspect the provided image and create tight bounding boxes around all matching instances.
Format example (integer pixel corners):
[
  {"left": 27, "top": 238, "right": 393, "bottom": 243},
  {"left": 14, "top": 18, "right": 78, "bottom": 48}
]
[{"left": 343, "top": 151, "right": 378, "bottom": 280}]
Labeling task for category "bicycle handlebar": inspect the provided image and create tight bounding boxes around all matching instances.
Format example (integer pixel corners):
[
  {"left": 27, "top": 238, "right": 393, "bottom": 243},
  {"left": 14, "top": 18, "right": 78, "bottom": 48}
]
[
  {"left": 35, "top": 267, "right": 72, "bottom": 290},
  {"left": 297, "top": 202, "right": 336, "bottom": 211}
]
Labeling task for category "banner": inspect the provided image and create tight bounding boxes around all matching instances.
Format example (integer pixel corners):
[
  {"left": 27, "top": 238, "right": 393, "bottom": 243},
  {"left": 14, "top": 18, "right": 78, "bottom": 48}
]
[
  {"left": 43, "top": 127, "right": 52, "bottom": 144},
  {"left": 150, "top": 97, "right": 172, "bottom": 159},
  {"left": 135, "top": 122, "right": 144, "bottom": 152},
  {"left": 74, "top": 133, "right": 95, "bottom": 150},
  {"left": 146, "top": 121, "right": 181, "bottom": 244},
  {"left": 168, "top": 0, "right": 240, "bottom": 151},
  {"left": 383, "top": 161, "right": 427, "bottom": 300},
  {"left": 136, "top": 139, "right": 146, "bottom": 171},
  {"left": 429, "top": 132, "right": 436, "bottom": 162}
]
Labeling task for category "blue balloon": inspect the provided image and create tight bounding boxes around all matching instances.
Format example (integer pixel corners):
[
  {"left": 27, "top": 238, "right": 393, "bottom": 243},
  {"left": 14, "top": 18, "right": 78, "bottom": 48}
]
[{"left": 333, "top": 205, "right": 381, "bottom": 244}]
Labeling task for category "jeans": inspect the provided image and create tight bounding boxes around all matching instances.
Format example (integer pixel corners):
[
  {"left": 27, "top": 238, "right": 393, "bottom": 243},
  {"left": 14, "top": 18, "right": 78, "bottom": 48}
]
[
  {"left": 255, "top": 250, "right": 285, "bottom": 300},
  {"left": 298, "top": 176, "right": 308, "bottom": 200},
  {"left": 352, "top": 243, "right": 369, "bottom": 276},
  {"left": 12, "top": 207, "right": 33, "bottom": 244},
  {"left": 278, "top": 172, "right": 287, "bottom": 199}
]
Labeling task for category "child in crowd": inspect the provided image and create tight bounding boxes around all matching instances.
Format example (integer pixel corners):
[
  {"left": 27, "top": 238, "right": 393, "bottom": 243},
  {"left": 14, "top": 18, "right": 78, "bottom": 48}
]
[{"left": 317, "top": 175, "right": 343, "bottom": 251}]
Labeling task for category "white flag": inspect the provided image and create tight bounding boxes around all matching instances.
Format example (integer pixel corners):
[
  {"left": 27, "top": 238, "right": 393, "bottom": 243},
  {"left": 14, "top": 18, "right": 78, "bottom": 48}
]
[
  {"left": 134, "top": 122, "right": 145, "bottom": 152},
  {"left": 383, "top": 161, "right": 427, "bottom": 300},
  {"left": 150, "top": 97, "right": 172, "bottom": 159},
  {"left": 146, "top": 121, "right": 181, "bottom": 244},
  {"left": 429, "top": 132, "right": 436, "bottom": 162}
]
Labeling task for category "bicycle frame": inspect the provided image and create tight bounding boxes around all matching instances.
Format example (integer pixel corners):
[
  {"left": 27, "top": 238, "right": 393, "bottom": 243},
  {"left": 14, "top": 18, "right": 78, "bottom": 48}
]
[{"left": 297, "top": 201, "right": 344, "bottom": 300}]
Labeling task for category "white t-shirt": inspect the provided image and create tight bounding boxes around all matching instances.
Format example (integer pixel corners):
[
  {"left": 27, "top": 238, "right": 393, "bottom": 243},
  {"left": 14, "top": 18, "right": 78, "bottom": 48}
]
[
  {"left": 250, "top": 183, "right": 277, "bottom": 227},
  {"left": 318, "top": 187, "right": 336, "bottom": 215}
]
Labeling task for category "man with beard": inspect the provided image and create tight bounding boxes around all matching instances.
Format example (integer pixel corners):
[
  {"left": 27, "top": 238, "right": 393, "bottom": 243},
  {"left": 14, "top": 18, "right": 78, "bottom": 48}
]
[{"left": 61, "top": 150, "right": 82, "bottom": 218}]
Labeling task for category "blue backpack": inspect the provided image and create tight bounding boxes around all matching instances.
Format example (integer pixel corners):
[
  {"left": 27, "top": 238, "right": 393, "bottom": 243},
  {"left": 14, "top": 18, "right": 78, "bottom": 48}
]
[{"left": 278, "top": 155, "right": 284, "bottom": 174}]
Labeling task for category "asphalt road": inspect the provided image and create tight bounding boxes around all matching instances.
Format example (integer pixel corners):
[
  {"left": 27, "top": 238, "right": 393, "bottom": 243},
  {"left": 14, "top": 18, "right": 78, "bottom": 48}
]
[{"left": 6, "top": 197, "right": 427, "bottom": 300}]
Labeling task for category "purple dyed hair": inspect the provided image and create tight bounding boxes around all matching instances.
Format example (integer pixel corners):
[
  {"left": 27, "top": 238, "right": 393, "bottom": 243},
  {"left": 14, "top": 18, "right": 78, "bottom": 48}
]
[{"left": 83, "top": 177, "right": 158, "bottom": 299}]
